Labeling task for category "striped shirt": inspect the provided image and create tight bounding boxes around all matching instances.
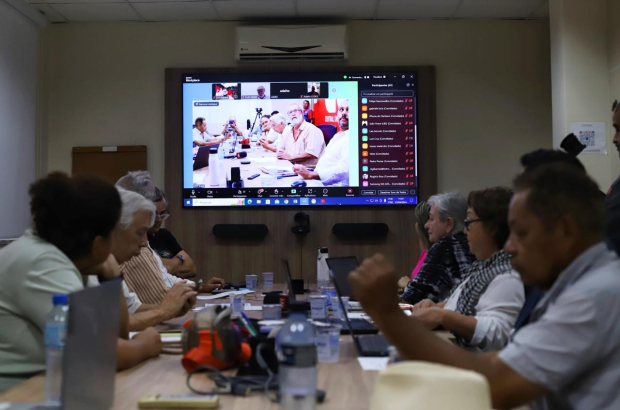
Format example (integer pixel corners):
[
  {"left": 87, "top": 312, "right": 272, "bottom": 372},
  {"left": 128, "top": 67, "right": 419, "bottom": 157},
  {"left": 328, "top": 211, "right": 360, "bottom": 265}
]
[
  {"left": 401, "top": 232, "right": 475, "bottom": 305},
  {"left": 120, "top": 246, "right": 168, "bottom": 305}
]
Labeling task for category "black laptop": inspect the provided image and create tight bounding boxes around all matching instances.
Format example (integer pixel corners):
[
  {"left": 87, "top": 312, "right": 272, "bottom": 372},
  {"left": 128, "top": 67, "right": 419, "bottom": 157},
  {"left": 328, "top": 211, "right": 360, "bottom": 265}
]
[
  {"left": 331, "top": 271, "right": 391, "bottom": 357},
  {"left": 193, "top": 145, "right": 218, "bottom": 171},
  {"left": 325, "top": 256, "right": 359, "bottom": 301}
]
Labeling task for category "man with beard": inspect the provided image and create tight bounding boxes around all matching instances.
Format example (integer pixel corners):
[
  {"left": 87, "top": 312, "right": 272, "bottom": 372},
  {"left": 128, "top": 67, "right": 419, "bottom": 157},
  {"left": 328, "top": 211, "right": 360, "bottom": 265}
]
[
  {"left": 293, "top": 99, "right": 350, "bottom": 186},
  {"left": 276, "top": 102, "right": 325, "bottom": 167}
]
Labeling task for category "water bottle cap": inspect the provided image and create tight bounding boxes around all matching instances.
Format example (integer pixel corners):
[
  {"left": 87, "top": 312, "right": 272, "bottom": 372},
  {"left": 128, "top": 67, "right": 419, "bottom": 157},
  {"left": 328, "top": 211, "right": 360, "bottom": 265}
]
[
  {"left": 319, "top": 247, "right": 328, "bottom": 253},
  {"left": 52, "top": 294, "right": 68, "bottom": 305},
  {"left": 209, "top": 148, "right": 218, "bottom": 154}
]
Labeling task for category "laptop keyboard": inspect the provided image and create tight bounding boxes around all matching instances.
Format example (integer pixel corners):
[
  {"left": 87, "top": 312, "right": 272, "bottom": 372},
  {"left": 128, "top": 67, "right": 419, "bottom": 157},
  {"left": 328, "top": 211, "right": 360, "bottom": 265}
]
[{"left": 358, "top": 335, "right": 390, "bottom": 354}]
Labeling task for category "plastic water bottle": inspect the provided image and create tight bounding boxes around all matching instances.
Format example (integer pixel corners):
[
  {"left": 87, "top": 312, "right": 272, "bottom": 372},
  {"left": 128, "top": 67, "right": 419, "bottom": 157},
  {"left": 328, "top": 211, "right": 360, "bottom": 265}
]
[
  {"left": 209, "top": 147, "right": 219, "bottom": 186},
  {"left": 277, "top": 303, "right": 317, "bottom": 410},
  {"left": 317, "top": 247, "right": 329, "bottom": 289},
  {"left": 44, "top": 294, "right": 69, "bottom": 405},
  {"left": 218, "top": 144, "right": 225, "bottom": 160}
]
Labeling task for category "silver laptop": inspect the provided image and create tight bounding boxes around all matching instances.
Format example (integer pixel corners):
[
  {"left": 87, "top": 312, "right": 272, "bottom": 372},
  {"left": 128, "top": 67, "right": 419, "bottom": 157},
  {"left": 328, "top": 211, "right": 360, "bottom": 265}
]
[{"left": 4, "top": 280, "right": 121, "bottom": 410}]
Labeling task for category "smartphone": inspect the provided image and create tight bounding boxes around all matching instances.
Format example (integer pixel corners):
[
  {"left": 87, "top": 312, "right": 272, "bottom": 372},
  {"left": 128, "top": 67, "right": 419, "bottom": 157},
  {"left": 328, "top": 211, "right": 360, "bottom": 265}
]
[{"left": 195, "top": 279, "right": 203, "bottom": 291}]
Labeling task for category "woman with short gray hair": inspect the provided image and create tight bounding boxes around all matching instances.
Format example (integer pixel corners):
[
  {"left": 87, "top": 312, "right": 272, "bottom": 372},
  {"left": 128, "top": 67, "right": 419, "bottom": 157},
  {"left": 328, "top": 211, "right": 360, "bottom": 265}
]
[{"left": 401, "top": 191, "right": 475, "bottom": 305}]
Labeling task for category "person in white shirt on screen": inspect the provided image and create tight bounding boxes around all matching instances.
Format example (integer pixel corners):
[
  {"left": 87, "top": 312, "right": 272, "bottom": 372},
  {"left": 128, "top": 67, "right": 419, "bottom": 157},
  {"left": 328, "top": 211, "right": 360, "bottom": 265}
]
[
  {"left": 261, "top": 113, "right": 290, "bottom": 152},
  {"left": 257, "top": 85, "right": 268, "bottom": 99},
  {"left": 293, "top": 99, "right": 349, "bottom": 186},
  {"left": 192, "top": 117, "right": 229, "bottom": 147},
  {"left": 277, "top": 103, "right": 325, "bottom": 167}
]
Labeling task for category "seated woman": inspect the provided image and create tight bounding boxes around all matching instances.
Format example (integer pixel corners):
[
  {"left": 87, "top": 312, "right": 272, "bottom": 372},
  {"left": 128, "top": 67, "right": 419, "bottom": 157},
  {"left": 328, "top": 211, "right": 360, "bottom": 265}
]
[
  {"left": 0, "top": 173, "right": 161, "bottom": 393},
  {"left": 398, "top": 200, "right": 431, "bottom": 292},
  {"left": 400, "top": 192, "right": 476, "bottom": 305},
  {"left": 411, "top": 187, "right": 525, "bottom": 351}
]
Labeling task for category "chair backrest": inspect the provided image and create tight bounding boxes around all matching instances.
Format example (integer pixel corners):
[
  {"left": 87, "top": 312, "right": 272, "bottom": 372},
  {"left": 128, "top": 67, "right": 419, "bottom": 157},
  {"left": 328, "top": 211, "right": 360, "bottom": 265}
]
[
  {"left": 369, "top": 361, "right": 492, "bottom": 410},
  {"left": 317, "top": 124, "right": 338, "bottom": 145}
]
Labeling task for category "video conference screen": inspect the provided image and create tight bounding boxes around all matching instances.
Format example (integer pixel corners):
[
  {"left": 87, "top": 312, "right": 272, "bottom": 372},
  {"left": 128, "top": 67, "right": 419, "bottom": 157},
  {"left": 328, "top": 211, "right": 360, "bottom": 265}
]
[{"left": 182, "top": 71, "right": 418, "bottom": 207}]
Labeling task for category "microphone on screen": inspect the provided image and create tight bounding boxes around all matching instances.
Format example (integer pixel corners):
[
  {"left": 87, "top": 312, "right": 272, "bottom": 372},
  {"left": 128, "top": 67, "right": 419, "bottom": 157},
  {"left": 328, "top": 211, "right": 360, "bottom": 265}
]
[{"left": 223, "top": 152, "right": 248, "bottom": 159}]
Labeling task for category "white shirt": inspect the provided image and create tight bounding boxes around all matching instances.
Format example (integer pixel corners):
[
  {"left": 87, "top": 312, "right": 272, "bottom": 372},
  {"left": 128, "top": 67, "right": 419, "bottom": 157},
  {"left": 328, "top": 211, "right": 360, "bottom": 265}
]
[
  {"left": 314, "top": 130, "right": 349, "bottom": 186},
  {"left": 192, "top": 128, "right": 215, "bottom": 145},
  {"left": 444, "top": 270, "right": 524, "bottom": 351}
]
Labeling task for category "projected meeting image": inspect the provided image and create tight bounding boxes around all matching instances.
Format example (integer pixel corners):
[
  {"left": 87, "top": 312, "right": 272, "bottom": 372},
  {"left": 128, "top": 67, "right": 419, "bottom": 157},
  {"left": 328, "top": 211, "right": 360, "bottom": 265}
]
[{"left": 182, "top": 72, "right": 419, "bottom": 207}]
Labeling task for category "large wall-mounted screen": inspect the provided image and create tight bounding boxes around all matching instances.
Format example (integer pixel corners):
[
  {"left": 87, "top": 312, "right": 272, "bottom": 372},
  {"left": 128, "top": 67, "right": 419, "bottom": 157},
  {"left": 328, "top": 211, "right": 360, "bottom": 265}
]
[{"left": 182, "top": 71, "right": 418, "bottom": 207}]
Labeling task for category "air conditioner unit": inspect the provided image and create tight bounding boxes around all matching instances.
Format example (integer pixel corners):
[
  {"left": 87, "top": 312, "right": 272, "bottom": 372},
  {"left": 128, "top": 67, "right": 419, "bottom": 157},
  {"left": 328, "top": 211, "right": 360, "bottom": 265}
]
[{"left": 236, "top": 25, "right": 348, "bottom": 62}]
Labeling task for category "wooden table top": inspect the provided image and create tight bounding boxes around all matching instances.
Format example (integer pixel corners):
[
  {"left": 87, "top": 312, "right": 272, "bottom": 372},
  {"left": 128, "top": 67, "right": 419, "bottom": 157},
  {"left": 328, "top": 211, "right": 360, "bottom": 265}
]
[{"left": 0, "top": 285, "right": 452, "bottom": 409}]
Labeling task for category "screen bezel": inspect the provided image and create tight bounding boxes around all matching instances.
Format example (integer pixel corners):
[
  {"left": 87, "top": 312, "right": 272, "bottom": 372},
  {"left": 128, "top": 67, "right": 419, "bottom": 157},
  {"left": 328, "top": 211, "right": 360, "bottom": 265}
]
[{"left": 167, "top": 65, "right": 437, "bottom": 210}]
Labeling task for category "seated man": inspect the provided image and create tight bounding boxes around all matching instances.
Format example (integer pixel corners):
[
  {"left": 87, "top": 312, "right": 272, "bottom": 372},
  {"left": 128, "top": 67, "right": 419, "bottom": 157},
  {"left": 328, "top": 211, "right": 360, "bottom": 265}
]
[
  {"left": 115, "top": 172, "right": 224, "bottom": 305},
  {"left": 410, "top": 187, "right": 524, "bottom": 352},
  {"left": 113, "top": 187, "right": 199, "bottom": 332},
  {"left": 148, "top": 187, "right": 197, "bottom": 279},
  {"left": 349, "top": 164, "right": 620, "bottom": 410},
  {"left": 293, "top": 99, "right": 350, "bottom": 186},
  {"left": 221, "top": 115, "right": 244, "bottom": 139},
  {"left": 276, "top": 103, "right": 325, "bottom": 167},
  {"left": 261, "top": 113, "right": 289, "bottom": 152},
  {"left": 0, "top": 173, "right": 161, "bottom": 393},
  {"left": 193, "top": 117, "right": 229, "bottom": 147},
  {"left": 400, "top": 191, "right": 476, "bottom": 305}
]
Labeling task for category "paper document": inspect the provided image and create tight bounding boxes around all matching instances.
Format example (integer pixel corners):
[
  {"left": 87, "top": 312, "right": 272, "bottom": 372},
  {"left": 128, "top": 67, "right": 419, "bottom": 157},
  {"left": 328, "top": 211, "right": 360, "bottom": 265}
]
[
  {"left": 244, "top": 304, "right": 262, "bottom": 311},
  {"left": 358, "top": 357, "right": 389, "bottom": 371},
  {"left": 348, "top": 312, "right": 371, "bottom": 320},
  {"left": 197, "top": 290, "right": 254, "bottom": 300}
]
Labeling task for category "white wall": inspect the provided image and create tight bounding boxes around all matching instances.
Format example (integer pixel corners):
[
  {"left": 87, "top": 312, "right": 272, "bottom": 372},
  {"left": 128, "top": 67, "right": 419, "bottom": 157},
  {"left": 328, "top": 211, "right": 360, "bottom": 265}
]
[
  {"left": 0, "top": 0, "right": 39, "bottom": 238},
  {"left": 40, "top": 20, "right": 552, "bottom": 194}
]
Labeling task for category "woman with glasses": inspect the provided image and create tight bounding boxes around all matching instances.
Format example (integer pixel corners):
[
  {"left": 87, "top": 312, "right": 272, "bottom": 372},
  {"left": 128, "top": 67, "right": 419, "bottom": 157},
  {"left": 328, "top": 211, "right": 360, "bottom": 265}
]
[
  {"left": 410, "top": 187, "right": 525, "bottom": 352},
  {"left": 400, "top": 192, "right": 476, "bottom": 305}
]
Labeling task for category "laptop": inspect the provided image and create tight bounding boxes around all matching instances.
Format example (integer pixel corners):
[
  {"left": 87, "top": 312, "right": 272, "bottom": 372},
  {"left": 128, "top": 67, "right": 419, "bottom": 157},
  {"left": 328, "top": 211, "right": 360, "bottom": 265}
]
[
  {"left": 325, "top": 256, "right": 359, "bottom": 301},
  {"left": 281, "top": 258, "right": 297, "bottom": 303},
  {"left": 193, "top": 146, "right": 212, "bottom": 170},
  {"left": 331, "top": 271, "right": 391, "bottom": 357},
  {"left": 5, "top": 280, "right": 121, "bottom": 410}
]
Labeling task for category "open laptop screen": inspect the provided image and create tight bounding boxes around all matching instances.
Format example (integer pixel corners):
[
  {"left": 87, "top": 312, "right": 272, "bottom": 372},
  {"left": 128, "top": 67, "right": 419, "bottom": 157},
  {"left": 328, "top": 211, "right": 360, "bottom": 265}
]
[{"left": 325, "top": 256, "right": 359, "bottom": 300}]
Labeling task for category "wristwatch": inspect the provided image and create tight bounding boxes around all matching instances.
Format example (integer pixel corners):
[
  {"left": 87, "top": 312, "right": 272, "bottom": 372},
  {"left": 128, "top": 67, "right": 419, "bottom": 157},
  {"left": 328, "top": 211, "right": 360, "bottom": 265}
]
[{"left": 175, "top": 254, "right": 185, "bottom": 264}]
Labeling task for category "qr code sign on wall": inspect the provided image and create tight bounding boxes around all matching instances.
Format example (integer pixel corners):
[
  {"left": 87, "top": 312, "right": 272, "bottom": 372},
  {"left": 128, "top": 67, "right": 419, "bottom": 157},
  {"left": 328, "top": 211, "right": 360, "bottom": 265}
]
[{"left": 578, "top": 130, "right": 596, "bottom": 147}]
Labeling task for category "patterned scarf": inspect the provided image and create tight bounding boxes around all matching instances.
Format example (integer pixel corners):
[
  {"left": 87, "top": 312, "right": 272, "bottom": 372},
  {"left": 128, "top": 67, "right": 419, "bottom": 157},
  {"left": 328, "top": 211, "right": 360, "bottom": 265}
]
[{"left": 454, "top": 251, "right": 513, "bottom": 346}]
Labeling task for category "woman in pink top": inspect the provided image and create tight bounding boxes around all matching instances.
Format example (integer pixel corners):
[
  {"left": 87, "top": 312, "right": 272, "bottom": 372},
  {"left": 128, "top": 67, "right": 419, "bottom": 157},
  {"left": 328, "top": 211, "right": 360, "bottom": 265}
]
[{"left": 398, "top": 201, "right": 431, "bottom": 292}]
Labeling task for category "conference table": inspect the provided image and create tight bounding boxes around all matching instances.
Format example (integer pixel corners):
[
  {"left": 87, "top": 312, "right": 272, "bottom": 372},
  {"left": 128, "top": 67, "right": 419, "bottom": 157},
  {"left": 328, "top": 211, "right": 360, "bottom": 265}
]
[
  {"left": 0, "top": 285, "right": 453, "bottom": 410},
  {"left": 193, "top": 143, "right": 325, "bottom": 189}
]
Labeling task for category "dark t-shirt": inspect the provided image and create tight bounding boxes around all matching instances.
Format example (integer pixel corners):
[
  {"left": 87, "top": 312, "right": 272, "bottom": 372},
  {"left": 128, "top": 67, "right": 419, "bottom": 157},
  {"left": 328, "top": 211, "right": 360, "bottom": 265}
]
[
  {"left": 606, "top": 176, "right": 620, "bottom": 255},
  {"left": 148, "top": 228, "right": 183, "bottom": 259}
]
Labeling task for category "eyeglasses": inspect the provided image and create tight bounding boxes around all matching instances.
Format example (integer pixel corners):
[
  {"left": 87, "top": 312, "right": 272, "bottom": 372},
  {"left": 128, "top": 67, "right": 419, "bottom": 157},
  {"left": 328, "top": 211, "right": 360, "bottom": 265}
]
[
  {"left": 287, "top": 109, "right": 301, "bottom": 115},
  {"left": 463, "top": 218, "right": 483, "bottom": 230},
  {"left": 156, "top": 210, "right": 171, "bottom": 221}
]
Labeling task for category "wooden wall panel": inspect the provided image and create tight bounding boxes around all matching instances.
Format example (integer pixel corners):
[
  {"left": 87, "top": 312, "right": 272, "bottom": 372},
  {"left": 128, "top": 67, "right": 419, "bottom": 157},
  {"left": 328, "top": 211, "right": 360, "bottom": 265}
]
[{"left": 165, "top": 66, "right": 436, "bottom": 284}]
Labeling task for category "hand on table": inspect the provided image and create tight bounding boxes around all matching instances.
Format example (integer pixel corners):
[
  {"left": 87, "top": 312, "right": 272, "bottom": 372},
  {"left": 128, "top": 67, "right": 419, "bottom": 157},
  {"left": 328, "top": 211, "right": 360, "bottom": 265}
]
[
  {"left": 132, "top": 327, "right": 162, "bottom": 358},
  {"left": 292, "top": 164, "right": 313, "bottom": 179},
  {"left": 202, "top": 277, "right": 226, "bottom": 293},
  {"left": 160, "top": 281, "right": 197, "bottom": 320},
  {"left": 277, "top": 150, "right": 292, "bottom": 161},
  {"left": 411, "top": 307, "right": 445, "bottom": 330}
]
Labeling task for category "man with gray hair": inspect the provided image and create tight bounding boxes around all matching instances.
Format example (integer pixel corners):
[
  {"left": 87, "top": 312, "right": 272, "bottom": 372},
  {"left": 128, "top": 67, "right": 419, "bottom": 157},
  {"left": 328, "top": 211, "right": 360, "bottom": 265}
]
[
  {"left": 261, "top": 112, "right": 290, "bottom": 152},
  {"left": 400, "top": 191, "right": 475, "bottom": 305},
  {"left": 293, "top": 99, "right": 350, "bottom": 186},
  {"left": 116, "top": 170, "right": 157, "bottom": 201},
  {"left": 112, "top": 188, "right": 198, "bottom": 332},
  {"left": 276, "top": 102, "right": 325, "bottom": 166}
]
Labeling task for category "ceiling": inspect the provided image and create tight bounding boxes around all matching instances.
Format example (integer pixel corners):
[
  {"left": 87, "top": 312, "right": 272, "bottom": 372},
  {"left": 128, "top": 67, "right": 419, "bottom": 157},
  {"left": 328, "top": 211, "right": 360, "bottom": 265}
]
[{"left": 23, "top": 0, "right": 550, "bottom": 24}]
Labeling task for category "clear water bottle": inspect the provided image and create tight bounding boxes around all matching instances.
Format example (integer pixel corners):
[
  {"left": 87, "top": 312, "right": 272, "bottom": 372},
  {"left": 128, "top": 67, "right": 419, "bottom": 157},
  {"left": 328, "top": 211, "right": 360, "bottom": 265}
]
[
  {"left": 277, "top": 303, "right": 317, "bottom": 410},
  {"left": 218, "top": 144, "right": 225, "bottom": 160},
  {"left": 209, "top": 147, "right": 219, "bottom": 186},
  {"left": 44, "top": 294, "right": 69, "bottom": 405}
]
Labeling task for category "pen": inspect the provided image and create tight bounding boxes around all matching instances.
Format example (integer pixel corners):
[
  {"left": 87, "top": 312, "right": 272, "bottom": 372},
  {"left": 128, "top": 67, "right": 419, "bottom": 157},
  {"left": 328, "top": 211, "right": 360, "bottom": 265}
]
[{"left": 239, "top": 311, "right": 258, "bottom": 337}]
